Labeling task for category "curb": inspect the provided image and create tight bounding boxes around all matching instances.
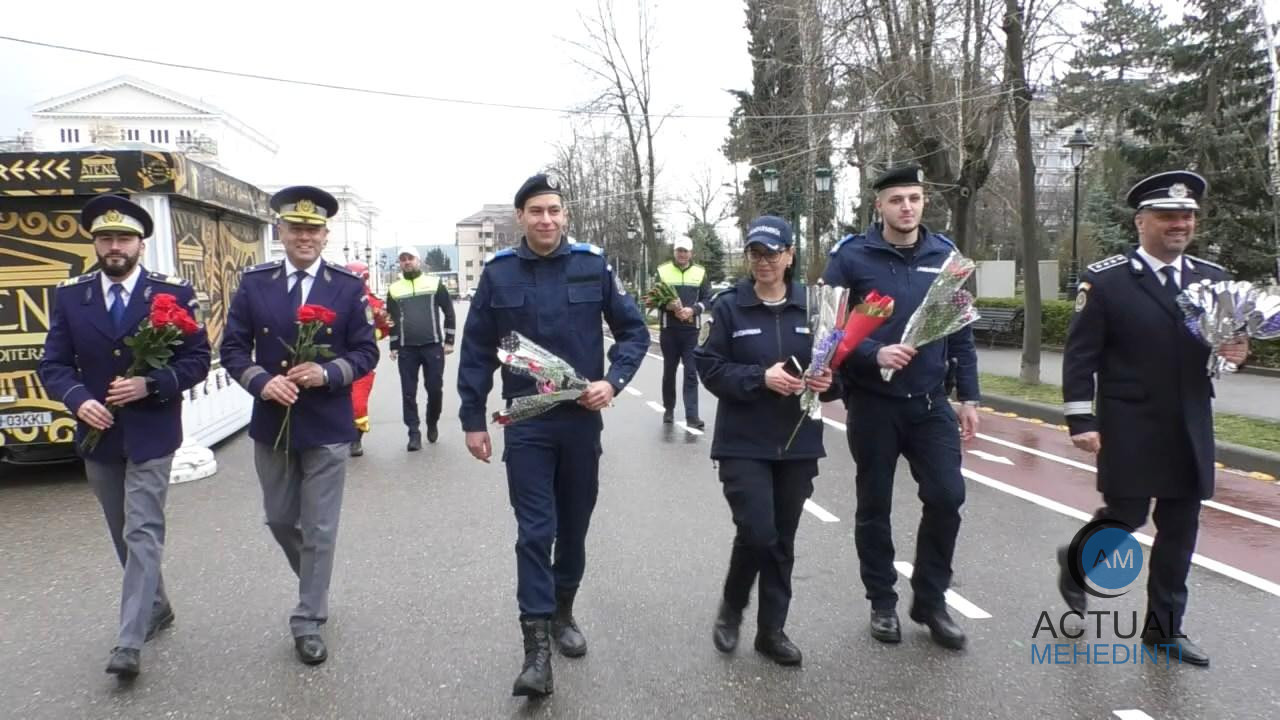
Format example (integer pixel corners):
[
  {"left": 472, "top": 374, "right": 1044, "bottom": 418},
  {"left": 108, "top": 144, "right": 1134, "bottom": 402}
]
[
  {"left": 980, "top": 343, "right": 1280, "bottom": 378},
  {"left": 979, "top": 392, "right": 1280, "bottom": 483}
]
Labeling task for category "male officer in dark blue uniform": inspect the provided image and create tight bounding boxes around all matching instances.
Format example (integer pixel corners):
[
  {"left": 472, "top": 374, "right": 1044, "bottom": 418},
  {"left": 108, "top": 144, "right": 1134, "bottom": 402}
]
[
  {"left": 1056, "top": 171, "right": 1248, "bottom": 667},
  {"left": 821, "top": 165, "right": 980, "bottom": 650},
  {"left": 457, "top": 173, "right": 648, "bottom": 698},
  {"left": 220, "top": 185, "right": 379, "bottom": 666},
  {"left": 39, "top": 195, "right": 211, "bottom": 678}
]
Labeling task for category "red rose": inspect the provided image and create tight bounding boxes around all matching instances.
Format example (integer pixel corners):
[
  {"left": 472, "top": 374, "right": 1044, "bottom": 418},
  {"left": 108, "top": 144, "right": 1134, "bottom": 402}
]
[
  {"left": 152, "top": 293, "right": 179, "bottom": 310},
  {"left": 298, "top": 305, "right": 320, "bottom": 324},
  {"left": 320, "top": 308, "right": 337, "bottom": 325}
]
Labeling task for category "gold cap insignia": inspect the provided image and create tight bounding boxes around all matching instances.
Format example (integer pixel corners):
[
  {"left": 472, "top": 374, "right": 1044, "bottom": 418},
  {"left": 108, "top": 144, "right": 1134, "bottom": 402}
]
[
  {"left": 296, "top": 198, "right": 316, "bottom": 214},
  {"left": 105, "top": 209, "right": 123, "bottom": 223}
]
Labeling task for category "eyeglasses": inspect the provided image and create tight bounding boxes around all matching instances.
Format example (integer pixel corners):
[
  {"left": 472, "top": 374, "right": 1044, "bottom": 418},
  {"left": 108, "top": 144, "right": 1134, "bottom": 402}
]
[{"left": 746, "top": 249, "right": 784, "bottom": 264}]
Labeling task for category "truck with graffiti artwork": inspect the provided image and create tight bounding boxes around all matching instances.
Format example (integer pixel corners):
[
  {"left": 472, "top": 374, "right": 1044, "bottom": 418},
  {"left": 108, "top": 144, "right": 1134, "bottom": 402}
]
[{"left": 0, "top": 149, "right": 272, "bottom": 463}]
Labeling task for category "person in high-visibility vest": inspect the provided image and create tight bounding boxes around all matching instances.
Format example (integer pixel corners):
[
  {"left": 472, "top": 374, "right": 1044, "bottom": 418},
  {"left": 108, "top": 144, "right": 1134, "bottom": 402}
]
[
  {"left": 345, "top": 261, "right": 392, "bottom": 457},
  {"left": 655, "top": 237, "right": 712, "bottom": 428},
  {"left": 386, "top": 247, "right": 456, "bottom": 450}
]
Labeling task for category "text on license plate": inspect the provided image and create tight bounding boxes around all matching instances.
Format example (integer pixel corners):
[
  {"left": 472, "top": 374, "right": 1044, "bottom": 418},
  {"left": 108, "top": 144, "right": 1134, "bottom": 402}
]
[{"left": 1, "top": 412, "right": 53, "bottom": 429}]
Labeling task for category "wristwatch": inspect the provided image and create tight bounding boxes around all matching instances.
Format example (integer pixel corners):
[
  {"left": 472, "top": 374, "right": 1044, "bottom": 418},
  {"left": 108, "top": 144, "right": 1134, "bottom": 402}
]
[{"left": 961, "top": 400, "right": 980, "bottom": 407}]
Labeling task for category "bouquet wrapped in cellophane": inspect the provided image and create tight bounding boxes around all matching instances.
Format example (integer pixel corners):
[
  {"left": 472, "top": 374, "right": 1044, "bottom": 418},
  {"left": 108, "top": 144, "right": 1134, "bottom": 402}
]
[
  {"left": 1177, "top": 280, "right": 1280, "bottom": 378},
  {"left": 492, "top": 332, "right": 589, "bottom": 425},
  {"left": 882, "top": 251, "right": 980, "bottom": 382},
  {"left": 783, "top": 284, "right": 849, "bottom": 451}
]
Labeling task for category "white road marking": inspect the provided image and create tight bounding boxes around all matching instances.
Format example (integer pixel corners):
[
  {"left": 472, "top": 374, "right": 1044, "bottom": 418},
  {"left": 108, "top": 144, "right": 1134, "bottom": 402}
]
[
  {"left": 676, "top": 421, "right": 705, "bottom": 436},
  {"left": 962, "top": 467, "right": 1280, "bottom": 598},
  {"left": 967, "top": 449, "right": 1014, "bottom": 465},
  {"left": 646, "top": 401, "right": 665, "bottom": 413},
  {"left": 803, "top": 499, "right": 840, "bottom": 523},
  {"left": 647, "top": 352, "right": 664, "bottom": 361},
  {"left": 893, "top": 561, "right": 992, "bottom": 620},
  {"left": 974, "top": 432, "right": 1280, "bottom": 528},
  {"left": 1113, "top": 711, "right": 1156, "bottom": 720},
  {"left": 822, "top": 417, "right": 847, "bottom": 432},
  {"left": 624, "top": 386, "right": 643, "bottom": 397}
]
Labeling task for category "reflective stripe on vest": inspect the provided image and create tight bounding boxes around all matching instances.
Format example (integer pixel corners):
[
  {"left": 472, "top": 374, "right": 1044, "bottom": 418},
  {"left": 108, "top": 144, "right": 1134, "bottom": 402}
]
[
  {"left": 657, "top": 262, "right": 705, "bottom": 286},
  {"left": 389, "top": 275, "right": 443, "bottom": 299}
]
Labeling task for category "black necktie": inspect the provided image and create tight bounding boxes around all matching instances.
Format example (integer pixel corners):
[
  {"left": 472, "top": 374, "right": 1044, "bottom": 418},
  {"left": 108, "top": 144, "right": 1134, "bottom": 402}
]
[
  {"left": 288, "top": 270, "right": 307, "bottom": 309},
  {"left": 1160, "top": 266, "right": 1180, "bottom": 298}
]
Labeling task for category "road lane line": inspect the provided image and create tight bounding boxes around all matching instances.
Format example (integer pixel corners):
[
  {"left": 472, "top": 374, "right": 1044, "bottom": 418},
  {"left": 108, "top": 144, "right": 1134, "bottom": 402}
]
[
  {"left": 974, "top": 433, "right": 1280, "bottom": 527},
  {"left": 646, "top": 401, "right": 665, "bottom": 413},
  {"left": 1113, "top": 711, "right": 1156, "bottom": 720},
  {"left": 803, "top": 499, "right": 840, "bottom": 522},
  {"left": 962, "top": 467, "right": 1280, "bottom": 598},
  {"left": 646, "top": 352, "right": 663, "bottom": 361},
  {"left": 893, "top": 561, "right": 992, "bottom": 619},
  {"left": 967, "top": 449, "right": 1014, "bottom": 465},
  {"left": 624, "top": 386, "right": 643, "bottom": 397},
  {"left": 676, "top": 421, "right": 705, "bottom": 436},
  {"left": 822, "top": 417, "right": 847, "bottom": 432}
]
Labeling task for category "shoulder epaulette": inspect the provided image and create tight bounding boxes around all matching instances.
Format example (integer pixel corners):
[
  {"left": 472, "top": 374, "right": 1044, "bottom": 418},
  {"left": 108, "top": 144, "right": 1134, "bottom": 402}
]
[
  {"left": 57, "top": 271, "right": 98, "bottom": 288},
  {"left": 570, "top": 242, "right": 604, "bottom": 256},
  {"left": 829, "top": 234, "right": 859, "bottom": 255},
  {"left": 324, "top": 261, "right": 359, "bottom": 279},
  {"left": 1087, "top": 255, "right": 1127, "bottom": 273},
  {"left": 244, "top": 259, "right": 283, "bottom": 274},
  {"left": 1186, "top": 255, "right": 1225, "bottom": 272},
  {"left": 146, "top": 271, "right": 190, "bottom": 287}
]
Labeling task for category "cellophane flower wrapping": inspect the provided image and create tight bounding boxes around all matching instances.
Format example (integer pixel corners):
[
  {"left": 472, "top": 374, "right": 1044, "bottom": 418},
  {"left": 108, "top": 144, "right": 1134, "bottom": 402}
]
[
  {"left": 882, "top": 251, "right": 980, "bottom": 382},
  {"left": 782, "top": 285, "right": 849, "bottom": 451},
  {"left": 1177, "top": 280, "right": 1280, "bottom": 377},
  {"left": 492, "top": 332, "right": 590, "bottom": 425}
]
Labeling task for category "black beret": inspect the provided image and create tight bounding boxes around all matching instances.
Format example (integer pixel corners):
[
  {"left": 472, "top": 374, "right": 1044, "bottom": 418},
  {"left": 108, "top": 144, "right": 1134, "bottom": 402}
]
[
  {"left": 872, "top": 165, "right": 926, "bottom": 192},
  {"left": 514, "top": 173, "right": 564, "bottom": 209}
]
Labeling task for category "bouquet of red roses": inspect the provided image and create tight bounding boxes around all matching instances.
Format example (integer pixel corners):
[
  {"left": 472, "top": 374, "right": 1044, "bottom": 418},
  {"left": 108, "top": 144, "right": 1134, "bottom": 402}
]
[
  {"left": 80, "top": 293, "right": 200, "bottom": 453},
  {"left": 491, "top": 332, "right": 589, "bottom": 425},
  {"left": 274, "top": 304, "right": 338, "bottom": 455},
  {"left": 882, "top": 251, "right": 980, "bottom": 382}
]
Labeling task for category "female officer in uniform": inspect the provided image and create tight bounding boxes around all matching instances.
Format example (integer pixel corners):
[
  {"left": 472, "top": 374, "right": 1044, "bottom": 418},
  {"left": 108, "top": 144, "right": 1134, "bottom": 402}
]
[{"left": 694, "top": 215, "right": 832, "bottom": 667}]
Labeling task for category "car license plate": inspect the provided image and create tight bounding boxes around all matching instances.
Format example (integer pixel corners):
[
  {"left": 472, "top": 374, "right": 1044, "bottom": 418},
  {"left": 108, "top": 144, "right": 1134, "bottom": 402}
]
[{"left": 0, "top": 411, "right": 53, "bottom": 429}]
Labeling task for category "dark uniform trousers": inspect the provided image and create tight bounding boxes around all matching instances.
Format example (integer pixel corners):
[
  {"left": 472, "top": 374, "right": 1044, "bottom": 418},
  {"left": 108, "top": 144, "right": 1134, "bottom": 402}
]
[
  {"left": 1095, "top": 496, "right": 1201, "bottom": 635},
  {"left": 84, "top": 455, "right": 173, "bottom": 649},
  {"left": 399, "top": 344, "right": 445, "bottom": 431},
  {"left": 846, "top": 389, "right": 965, "bottom": 611},
  {"left": 660, "top": 327, "right": 699, "bottom": 419},
  {"left": 719, "top": 458, "right": 817, "bottom": 630},
  {"left": 503, "top": 405, "right": 602, "bottom": 619}
]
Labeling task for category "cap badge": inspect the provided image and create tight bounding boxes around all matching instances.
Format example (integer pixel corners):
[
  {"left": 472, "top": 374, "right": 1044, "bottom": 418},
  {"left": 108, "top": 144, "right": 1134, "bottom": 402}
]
[
  {"left": 105, "top": 209, "right": 123, "bottom": 223},
  {"left": 545, "top": 173, "right": 561, "bottom": 190},
  {"left": 296, "top": 198, "right": 316, "bottom": 214},
  {"left": 1169, "top": 183, "right": 1189, "bottom": 199}
]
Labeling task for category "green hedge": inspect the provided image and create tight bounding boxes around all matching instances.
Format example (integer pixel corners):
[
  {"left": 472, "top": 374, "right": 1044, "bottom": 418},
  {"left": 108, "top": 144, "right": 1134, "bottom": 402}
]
[{"left": 975, "top": 297, "right": 1280, "bottom": 369}]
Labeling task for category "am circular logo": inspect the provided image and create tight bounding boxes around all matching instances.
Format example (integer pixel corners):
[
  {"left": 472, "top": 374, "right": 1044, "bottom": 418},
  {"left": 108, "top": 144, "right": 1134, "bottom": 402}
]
[{"left": 1066, "top": 519, "right": 1144, "bottom": 598}]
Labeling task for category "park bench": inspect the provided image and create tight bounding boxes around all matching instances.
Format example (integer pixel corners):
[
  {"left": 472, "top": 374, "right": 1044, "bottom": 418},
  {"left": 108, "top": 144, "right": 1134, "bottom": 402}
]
[{"left": 971, "top": 307, "right": 1024, "bottom": 347}]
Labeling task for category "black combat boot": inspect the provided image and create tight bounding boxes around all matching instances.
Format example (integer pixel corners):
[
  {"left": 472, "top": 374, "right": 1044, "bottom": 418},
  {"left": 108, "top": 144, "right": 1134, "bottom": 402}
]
[
  {"left": 553, "top": 587, "right": 587, "bottom": 657},
  {"left": 512, "top": 619, "right": 554, "bottom": 697}
]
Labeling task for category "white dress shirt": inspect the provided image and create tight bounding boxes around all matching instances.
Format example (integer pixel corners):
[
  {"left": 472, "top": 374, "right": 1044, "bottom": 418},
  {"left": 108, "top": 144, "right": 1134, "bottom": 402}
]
[
  {"left": 1136, "top": 246, "right": 1184, "bottom": 287},
  {"left": 283, "top": 256, "right": 325, "bottom": 304},
  {"left": 100, "top": 265, "right": 143, "bottom": 311}
]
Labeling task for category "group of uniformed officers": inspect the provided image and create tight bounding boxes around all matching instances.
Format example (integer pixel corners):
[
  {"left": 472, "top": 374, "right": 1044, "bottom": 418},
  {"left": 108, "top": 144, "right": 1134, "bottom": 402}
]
[{"left": 39, "top": 164, "right": 1248, "bottom": 692}]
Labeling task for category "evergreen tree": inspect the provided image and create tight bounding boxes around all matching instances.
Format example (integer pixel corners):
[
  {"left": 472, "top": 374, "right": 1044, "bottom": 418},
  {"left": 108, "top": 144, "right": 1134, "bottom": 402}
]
[{"left": 687, "top": 222, "right": 728, "bottom": 282}]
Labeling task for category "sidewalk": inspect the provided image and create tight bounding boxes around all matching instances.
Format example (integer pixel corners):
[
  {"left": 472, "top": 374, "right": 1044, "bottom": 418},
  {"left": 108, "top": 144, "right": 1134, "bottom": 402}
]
[{"left": 977, "top": 347, "right": 1280, "bottom": 423}]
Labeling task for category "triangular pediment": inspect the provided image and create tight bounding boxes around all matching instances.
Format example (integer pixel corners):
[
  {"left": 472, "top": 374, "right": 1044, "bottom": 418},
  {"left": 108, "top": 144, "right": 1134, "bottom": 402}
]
[{"left": 33, "top": 77, "right": 218, "bottom": 117}]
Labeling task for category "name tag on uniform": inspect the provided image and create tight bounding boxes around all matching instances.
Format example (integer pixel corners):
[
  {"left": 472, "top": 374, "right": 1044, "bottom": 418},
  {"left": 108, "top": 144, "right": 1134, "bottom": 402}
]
[
  {"left": 794, "top": 326, "right": 810, "bottom": 334},
  {"left": 732, "top": 328, "right": 762, "bottom": 338},
  {"left": 916, "top": 266, "right": 942, "bottom": 274}
]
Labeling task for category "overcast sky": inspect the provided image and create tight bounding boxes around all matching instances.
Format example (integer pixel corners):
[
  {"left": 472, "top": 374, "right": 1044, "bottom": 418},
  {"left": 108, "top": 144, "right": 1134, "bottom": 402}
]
[{"left": 2, "top": 0, "right": 1277, "bottom": 249}]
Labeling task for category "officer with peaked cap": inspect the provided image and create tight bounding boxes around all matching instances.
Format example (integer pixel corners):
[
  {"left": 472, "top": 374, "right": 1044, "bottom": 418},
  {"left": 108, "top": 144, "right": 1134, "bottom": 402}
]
[
  {"left": 456, "top": 172, "right": 648, "bottom": 698},
  {"left": 1057, "top": 170, "right": 1249, "bottom": 667},
  {"left": 220, "top": 185, "right": 379, "bottom": 666},
  {"left": 39, "top": 194, "right": 211, "bottom": 678},
  {"left": 820, "top": 165, "right": 980, "bottom": 651}
]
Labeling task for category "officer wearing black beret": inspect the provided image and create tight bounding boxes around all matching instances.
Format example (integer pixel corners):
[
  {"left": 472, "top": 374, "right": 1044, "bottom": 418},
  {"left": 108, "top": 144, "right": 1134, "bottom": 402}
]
[
  {"left": 39, "top": 194, "right": 210, "bottom": 677},
  {"left": 821, "top": 164, "right": 979, "bottom": 651},
  {"left": 1057, "top": 170, "right": 1249, "bottom": 667},
  {"left": 457, "top": 172, "right": 648, "bottom": 697},
  {"left": 220, "top": 184, "right": 379, "bottom": 666}
]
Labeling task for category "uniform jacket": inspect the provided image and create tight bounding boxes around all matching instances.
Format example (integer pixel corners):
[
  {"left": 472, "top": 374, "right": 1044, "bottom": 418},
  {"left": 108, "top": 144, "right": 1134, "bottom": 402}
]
[
  {"left": 695, "top": 280, "right": 827, "bottom": 461},
  {"left": 456, "top": 237, "right": 649, "bottom": 433},
  {"left": 386, "top": 274, "right": 455, "bottom": 349},
  {"left": 655, "top": 260, "right": 712, "bottom": 331},
  {"left": 38, "top": 268, "right": 211, "bottom": 463},
  {"left": 821, "top": 224, "right": 979, "bottom": 402},
  {"left": 1062, "top": 250, "right": 1229, "bottom": 499},
  {"left": 220, "top": 259, "right": 380, "bottom": 449}
]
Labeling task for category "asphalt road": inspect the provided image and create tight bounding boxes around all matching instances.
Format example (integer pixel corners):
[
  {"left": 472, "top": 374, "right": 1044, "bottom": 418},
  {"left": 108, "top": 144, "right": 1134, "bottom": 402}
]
[{"left": 2, "top": 305, "right": 1278, "bottom": 720}]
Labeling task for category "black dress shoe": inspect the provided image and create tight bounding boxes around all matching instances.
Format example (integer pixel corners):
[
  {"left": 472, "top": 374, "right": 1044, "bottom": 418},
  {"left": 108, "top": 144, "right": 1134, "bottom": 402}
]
[
  {"left": 1142, "top": 632, "right": 1210, "bottom": 667},
  {"left": 294, "top": 634, "right": 328, "bottom": 665},
  {"left": 909, "top": 605, "right": 966, "bottom": 650},
  {"left": 713, "top": 601, "right": 742, "bottom": 653},
  {"left": 685, "top": 417, "right": 706, "bottom": 430},
  {"left": 407, "top": 433, "right": 422, "bottom": 452},
  {"left": 870, "top": 609, "right": 901, "bottom": 643},
  {"left": 427, "top": 424, "right": 439, "bottom": 444},
  {"left": 145, "top": 605, "right": 175, "bottom": 642},
  {"left": 106, "top": 647, "right": 140, "bottom": 677},
  {"left": 349, "top": 438, "right": 364, "bottom": 457},
  {"left": 662, "top": 409, "right": 674, "bottom": 424},
  {"left": 754, "top": 628, "right": 802, "bottom": 666},
  {"left": 1057, "top": 545, "right": 1087, "bottom": 615}
]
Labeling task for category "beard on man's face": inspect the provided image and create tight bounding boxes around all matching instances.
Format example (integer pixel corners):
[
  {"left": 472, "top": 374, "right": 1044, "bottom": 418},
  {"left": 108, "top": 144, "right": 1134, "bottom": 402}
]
[{"left": 98, "top": 250, "right": 140, "bottom": 279}]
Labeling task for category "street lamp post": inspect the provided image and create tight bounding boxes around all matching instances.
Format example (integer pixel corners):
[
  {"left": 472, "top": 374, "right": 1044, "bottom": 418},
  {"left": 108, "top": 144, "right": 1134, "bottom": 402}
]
[
  {"left": 762, "top": 166, "right": 834, "bottom": 284},
  {"left": 627, "top": 223, "right": 639, "bottom": 291},
  {"left": 1065, "top": 127, "right": 1094, "bottom": 293}
]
